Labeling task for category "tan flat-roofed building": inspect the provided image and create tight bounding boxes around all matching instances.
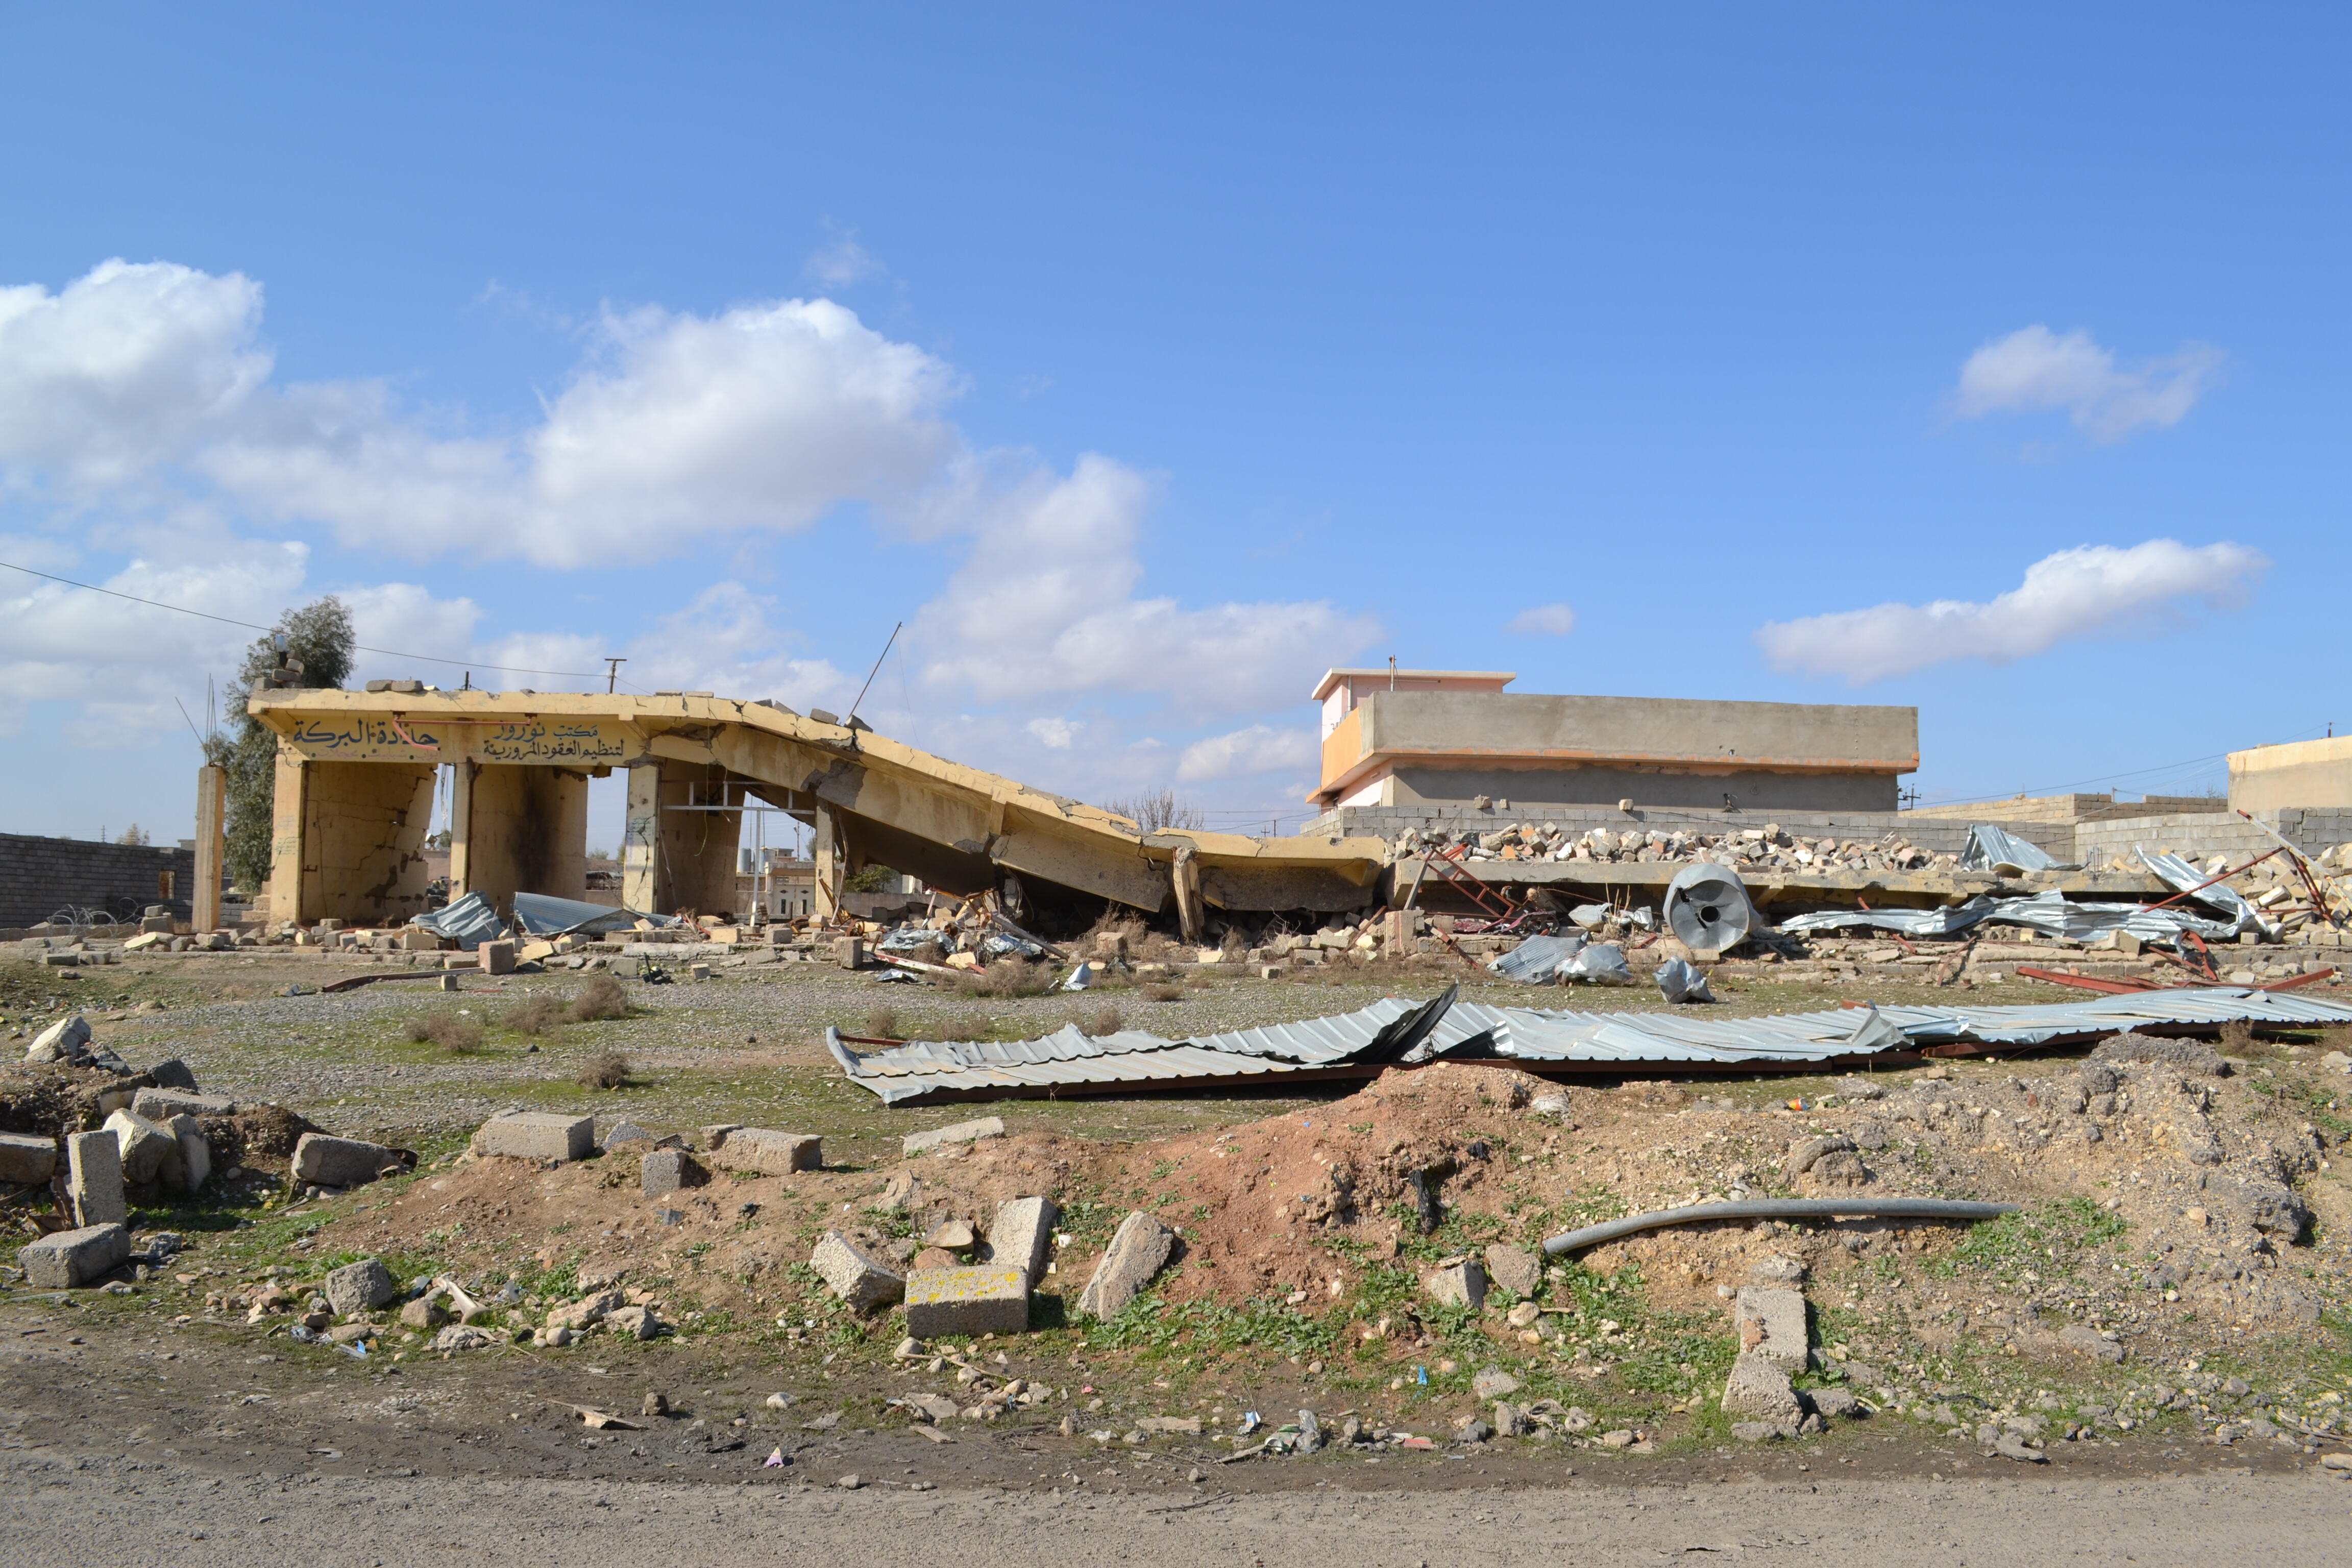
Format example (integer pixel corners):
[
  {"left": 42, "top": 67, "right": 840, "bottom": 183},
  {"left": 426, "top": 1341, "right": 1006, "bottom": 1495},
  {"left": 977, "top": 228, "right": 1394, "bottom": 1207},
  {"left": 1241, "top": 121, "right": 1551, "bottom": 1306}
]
[{"left": 1310, "top": 669, "right": 1917, "bottom": 814}]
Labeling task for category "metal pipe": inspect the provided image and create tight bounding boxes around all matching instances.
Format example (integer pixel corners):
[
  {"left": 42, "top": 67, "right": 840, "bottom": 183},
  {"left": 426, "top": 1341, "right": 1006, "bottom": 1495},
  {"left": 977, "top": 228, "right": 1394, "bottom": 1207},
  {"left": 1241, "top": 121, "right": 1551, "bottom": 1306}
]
[{"left": 1540, "top": 1197, "right": 2020, "bottom": 1257}]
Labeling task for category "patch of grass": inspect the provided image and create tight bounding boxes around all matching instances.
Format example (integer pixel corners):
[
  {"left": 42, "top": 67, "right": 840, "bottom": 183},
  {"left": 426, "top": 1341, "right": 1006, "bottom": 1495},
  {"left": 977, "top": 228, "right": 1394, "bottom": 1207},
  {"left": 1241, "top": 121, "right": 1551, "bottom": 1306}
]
[
  {"left": 504, "top": 994, "right": 566, "bottom": 1036},
  {"left": 406, "top": 1011, "right": 484, "bottom": 1054},
  {"left": 565, "top": 973, "right": 630, "bottom": 1022},
  {"left": 864, "top": 1004, "right": 901, "bottom": 1040},
  {"left": 1933, "top": 1197, "right": 2127, "bottom": 1282},
  {"left": 577, "top": 1050, "right": 634, "bottom": 1090}
]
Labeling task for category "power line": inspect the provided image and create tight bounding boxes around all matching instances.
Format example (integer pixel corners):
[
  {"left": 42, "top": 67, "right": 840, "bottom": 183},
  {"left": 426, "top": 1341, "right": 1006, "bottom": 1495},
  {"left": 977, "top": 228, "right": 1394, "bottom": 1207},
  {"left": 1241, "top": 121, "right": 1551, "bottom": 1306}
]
[{"left": 0, "top": 558, "right": 633, "bottom": 684}]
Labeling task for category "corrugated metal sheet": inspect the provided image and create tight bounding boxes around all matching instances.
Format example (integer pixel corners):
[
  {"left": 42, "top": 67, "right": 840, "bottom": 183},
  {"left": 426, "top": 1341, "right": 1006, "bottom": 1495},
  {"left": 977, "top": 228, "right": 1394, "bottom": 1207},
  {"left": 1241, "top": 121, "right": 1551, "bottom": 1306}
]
[{"left": 831, "top": 984, "right": 2352, "bottom": 1105}]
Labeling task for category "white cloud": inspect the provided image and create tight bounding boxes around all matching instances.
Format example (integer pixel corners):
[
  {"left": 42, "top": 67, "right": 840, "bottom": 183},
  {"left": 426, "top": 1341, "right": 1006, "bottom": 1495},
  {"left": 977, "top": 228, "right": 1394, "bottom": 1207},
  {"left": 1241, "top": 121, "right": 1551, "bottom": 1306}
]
[
  {"left": 1754, "top": 539, "right": 2269, "bottom": 684},
  {"left": 0, "top": 260, "right": 961, "bottom": 567},
  {"left": 1177, "top": 724, "right": 1316, "bottom": 782},
  {"left": 1025, "top": 717, "right": 1078, "bottom": 749},
  {"left": 0, "top": 530, "right": 307, "bottom": 738},
  {"left": 1506, "top": 603, "right": 1576, "bottom": 636},
  {"left": 912, "top": 454, "right": 1380, "bottom": 713},
  {"left": 0, "top": 260, "right": 271, "bottom": 485},
  {"left": 805, "top": 232, "right": 881, "bottom": 288},
  {"left": 1951, "top": 326, "right": 2223, "bottom": 442}
]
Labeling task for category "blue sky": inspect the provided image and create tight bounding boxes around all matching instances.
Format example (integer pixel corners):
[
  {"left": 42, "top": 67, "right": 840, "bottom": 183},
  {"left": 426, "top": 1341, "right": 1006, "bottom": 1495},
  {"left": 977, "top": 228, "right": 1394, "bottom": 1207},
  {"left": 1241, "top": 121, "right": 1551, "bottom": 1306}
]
[{"left": 2, "top": 4, "right": 2343, "bottom": 848}]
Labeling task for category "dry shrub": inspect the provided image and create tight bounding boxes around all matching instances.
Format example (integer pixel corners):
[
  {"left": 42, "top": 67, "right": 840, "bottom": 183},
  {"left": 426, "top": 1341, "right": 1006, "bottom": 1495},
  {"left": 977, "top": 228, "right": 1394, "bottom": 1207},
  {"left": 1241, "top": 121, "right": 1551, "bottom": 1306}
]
[
  {"left": 1143, "top": 983, "right": 1183, "bottom": 1003},
  {"left": 864, "top": 1004, "right": 902, "bottom": 1040},
  {"left": 565, "top": 973, "right": 629, "bottom": 1022},
  {"left": 504, "top": 994, "right": 565, "bottom": 1036},
  {"left": 1079, "top": 1002, "right": 1124, "bottom": 1037},
  {"left": 951, "top": 959, "right": 1056, "bottom": 999},
  {"left": 406, "top": 1011, "right": 484, "bottom": 1054},
  {"left": 2218, "top": 1018, "right": 2255, "bottom": 1052},
  {"left": 577, "top": 1050, "right": 633, "bottom": 1090}
]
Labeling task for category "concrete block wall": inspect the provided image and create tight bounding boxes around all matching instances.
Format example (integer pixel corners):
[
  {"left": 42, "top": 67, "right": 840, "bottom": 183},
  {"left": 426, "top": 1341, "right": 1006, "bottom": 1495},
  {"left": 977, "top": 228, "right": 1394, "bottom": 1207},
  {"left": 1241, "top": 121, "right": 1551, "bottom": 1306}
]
[
  {"left": 0, "top": 834, "right": 197, "bottom": 929},
  {"left": 2073, "top": 809, "right": 2352, "bottom": 869},
  {"left": 1302, "top": 804, "right": 2076, "bottom": 859}
]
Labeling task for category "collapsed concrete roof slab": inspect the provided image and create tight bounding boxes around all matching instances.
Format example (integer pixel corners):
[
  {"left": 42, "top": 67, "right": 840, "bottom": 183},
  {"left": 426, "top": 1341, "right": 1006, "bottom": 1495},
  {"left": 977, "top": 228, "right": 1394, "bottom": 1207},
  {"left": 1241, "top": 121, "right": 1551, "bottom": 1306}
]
[{"left": 247, "top": 689, "right": 1388, "bottom": 927}]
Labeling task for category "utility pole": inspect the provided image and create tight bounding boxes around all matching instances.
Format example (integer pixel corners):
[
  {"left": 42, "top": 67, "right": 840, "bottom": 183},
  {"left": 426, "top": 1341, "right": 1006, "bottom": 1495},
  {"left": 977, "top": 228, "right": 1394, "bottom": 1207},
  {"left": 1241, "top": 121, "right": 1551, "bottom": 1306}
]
[{"left": 604, "top": 657, "right": 626, "bottom": 694}]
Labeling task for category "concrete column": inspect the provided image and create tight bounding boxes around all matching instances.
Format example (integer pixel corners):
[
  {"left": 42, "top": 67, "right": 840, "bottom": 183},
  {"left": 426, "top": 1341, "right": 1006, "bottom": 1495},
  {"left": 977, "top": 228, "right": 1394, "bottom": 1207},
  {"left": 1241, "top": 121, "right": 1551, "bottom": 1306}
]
[
  {"left": 812, "top": 801, "right": 842, "bottom": 921},
  {"left": 622, "top": 764, "right": 662, "bottom": 914},
  {"left": 192, "top": 764, "right": 225, "bottom": 932},
  {"left": 448, "top": 758, "right": 479, "bottom": 900},
  {"left": 265, "top": 744, "right": 308, "bottom": 928}
]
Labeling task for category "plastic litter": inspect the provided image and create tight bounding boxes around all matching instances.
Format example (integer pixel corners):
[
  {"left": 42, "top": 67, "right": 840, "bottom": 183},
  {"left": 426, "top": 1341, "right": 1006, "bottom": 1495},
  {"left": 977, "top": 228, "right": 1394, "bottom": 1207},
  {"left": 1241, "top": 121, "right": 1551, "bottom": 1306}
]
[{"left": 1655, "top": 955, "right": 1714, "bottom": 1004}]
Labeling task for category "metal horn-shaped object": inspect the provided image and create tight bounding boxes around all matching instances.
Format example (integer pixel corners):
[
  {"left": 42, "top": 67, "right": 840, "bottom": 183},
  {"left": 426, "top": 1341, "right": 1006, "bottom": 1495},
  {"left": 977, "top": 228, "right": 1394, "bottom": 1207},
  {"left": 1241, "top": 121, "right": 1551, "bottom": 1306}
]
[{"left": 1663, "top": 861, "right": 1756, "bottom": 952}]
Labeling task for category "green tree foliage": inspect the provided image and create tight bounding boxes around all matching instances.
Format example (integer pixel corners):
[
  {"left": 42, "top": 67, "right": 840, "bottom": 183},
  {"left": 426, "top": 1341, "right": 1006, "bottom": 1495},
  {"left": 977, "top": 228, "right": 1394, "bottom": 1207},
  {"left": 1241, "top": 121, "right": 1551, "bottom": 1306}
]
[{"left": 202, "top": 597, "right": 357, "bottom": 891}]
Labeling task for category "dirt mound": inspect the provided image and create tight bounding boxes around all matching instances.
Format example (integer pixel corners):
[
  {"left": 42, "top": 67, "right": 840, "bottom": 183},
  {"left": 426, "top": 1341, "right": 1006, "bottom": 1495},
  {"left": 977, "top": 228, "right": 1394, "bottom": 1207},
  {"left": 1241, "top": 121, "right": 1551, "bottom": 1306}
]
[{"left": 199, "top": 1104, "right": 321, "bottom": 1168}]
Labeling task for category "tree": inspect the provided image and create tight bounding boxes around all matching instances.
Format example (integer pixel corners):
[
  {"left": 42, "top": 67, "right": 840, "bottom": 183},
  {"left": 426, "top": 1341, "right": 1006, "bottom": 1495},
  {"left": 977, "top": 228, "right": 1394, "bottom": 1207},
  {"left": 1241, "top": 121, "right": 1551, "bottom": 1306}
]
[
  {"left": 203, "top": 597, "right": 357, "bottom": 891},
  {"left": 1102, "top": 788, "right": 1205, "bottom": 832},
  {"left": 114, "top": 824, "right": 151, "bottom": 846}
]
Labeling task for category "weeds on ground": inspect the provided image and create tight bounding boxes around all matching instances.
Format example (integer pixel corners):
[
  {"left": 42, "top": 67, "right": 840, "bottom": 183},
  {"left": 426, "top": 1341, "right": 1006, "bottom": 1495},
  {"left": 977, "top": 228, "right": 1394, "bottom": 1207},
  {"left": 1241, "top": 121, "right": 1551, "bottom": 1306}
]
[
  {"left": 504, "top": 994, "right": 566, "bottom": 1036},
  {"left": 565, "top": 973, "right": 630, "bottom": 1022},
  {"left": 406, "top": 1011, "right": 484, "bottom": 1054},
  {"left": 1143, "top": 983, "right": 1183, "bottom": 1003},
  {"left": 863, "top": 1005, "right": 901, "bottom": 1040},
  {"left": 1079, "top": 1002, "right": 1124, "bottom": 1036},
  {"left": 577, "top": 1050, "right": 634, "bottom": 1090},
  {"left": 1931, "top": 1197, "right": 2127, "bottom": 1283},
  {"left": 949, "top": 959, "right": 1057, "bottom": 999}
]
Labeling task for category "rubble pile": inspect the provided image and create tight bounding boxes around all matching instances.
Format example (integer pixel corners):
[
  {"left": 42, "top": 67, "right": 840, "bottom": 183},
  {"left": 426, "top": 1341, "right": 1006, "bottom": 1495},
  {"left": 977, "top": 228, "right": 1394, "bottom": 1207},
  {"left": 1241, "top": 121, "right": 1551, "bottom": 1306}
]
[{"left": 1398, "top": 822, "right": 1956, "bottom": 874}]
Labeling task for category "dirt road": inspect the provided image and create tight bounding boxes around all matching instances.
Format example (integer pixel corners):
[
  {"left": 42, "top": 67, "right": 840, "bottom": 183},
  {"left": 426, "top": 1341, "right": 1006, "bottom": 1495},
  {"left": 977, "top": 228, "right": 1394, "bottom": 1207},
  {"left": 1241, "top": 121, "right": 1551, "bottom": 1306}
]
[{"left": 4, "top": 1450, "right": 2347, "bottom": 1566}]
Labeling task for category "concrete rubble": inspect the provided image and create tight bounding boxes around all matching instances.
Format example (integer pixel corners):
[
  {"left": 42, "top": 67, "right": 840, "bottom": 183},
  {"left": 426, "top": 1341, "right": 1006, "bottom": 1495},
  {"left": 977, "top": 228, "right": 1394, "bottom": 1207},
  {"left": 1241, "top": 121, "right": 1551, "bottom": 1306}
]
[
  {"left": 16, "top": 1222, "right": 131, "bottom": 1289},
  {"left": 472, "top": 1111, "right": 595, "bottom": 1162},
  {"left": 902, "top": 1117, "right": 1006, "bottom": 1157},
  {"left": 1077, "top": 1212, "right": 1177, "bottom": 1319},
  {"left": 812, "top": 1230, "right": 906, "bottom": 1312},
  {"left": 712, "top": 1128, "right": 822, "bottom": 1173},
  {"left": 291, "top": 1132, "right": 402, "bottom": 1188}
]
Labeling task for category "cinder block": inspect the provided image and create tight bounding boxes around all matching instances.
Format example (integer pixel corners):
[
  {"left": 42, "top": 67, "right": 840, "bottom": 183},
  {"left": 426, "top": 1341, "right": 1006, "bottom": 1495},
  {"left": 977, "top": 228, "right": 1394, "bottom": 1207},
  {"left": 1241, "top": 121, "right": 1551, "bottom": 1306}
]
[
  {"left": 472, "top": 1111, "right": 594, "bottom": 1162},
  {"left": 131, "top": 1087, "right": 236, "bottom": 1121},
  {"left": 986, "top": 1195, "right": 1058, "bottom": 1281},
  {"left": 834, "top": 937, "right": 864, "bottom": 970},
  {"left": 641, "top": 1147, "right": 707, "bottom": 1198},
  {"left": 720, "top": 1128, "right": 822, "bottom": 1174},
  {"left": 291, "top": 1132, "right": 400, "bottom": 1187},
  {"left": 66, "top": 1130, "right": 126, "bottom": 1227},
  {"left": 901, "top": 1117, "right": 1005, "bottom": 1157},
  {"left": 810, "top": 1230, "right": 904, "bottom": 1313},
  {"left": 17, "top": 1222, "right": 131, "bottom": 1289},
  {"left": 1734, "top": 1285, "right": 1809, "bottom": 1369},
  {"left": 903, "top": 1264, "right": 1030, "bottom": 1337},
  {"left": 0, "top": 1131, "right": 58, "bottom": 1185},
  {"left": 479, "top": 939, "right": 517, "bottom": 975}
]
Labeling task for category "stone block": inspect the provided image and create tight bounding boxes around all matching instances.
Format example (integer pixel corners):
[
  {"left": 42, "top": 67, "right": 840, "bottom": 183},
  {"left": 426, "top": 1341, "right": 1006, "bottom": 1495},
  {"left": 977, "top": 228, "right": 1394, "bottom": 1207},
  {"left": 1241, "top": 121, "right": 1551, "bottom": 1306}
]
[
  {"left": 641, "top": 1147, "right": 707, "bottom": 1198},
  {"left": 325, "top": 1257, "right": 398, "bottom": 1314},
  {"left": 394, "top": 926, "right": 440, "bottom": 950},
  {"left": 132, "top": 1087, "right": 235, "bottom": 1121},
  {"left": 104, "top": 1109, "right": 178, "bottom": 1186},
  {"left": 901, "top": 1117, "right": 1005, "bottom": 1157},
  {"left": 986, "top": 1195, "right": 1059, "bottom": 1281},
  {"left": 124, "top": 931, "right": 169, "bottom": 951},
  {"left": 720, "top": 1128, "right": 822, "bottom": 1174},
  {"left": 811, "top": 1230, "right": 905, "bottom": 1313},
  {"left": 1482, "top": 1243, "right": 1541, "bottom": 1301},
  {"left": 834, "top": 937, "right": 864, "bottom": 970},
  {"left": 1734, "top": 1285, "right": 1808, "bottom": 1369},
  {"left": 66, "top": 1131, "right": 125, "bottom": 1227},
  {"left": 146, "top": 1059, "right": 198, "bottom": 1090},
  {"left": 903, "top": 1264, "right": 1031, "bottom": 1337},
  {"left": 1077, "top": 1211, "right": 1176, "bottom": 1319},
  {"left": 0, "top": 1131, "right": 58, "bottom": 1185},
  {"left": 164, "top": 1114, "right": 210, "bottom": 1192},
  {"left": 17, "top": 1223, "right": 131, "bottom": 1289},
  {"left": 291, "top": 1132, "right": 400, "bottom": 1187},
  {"left": 472, "top": 1111, "right": 594, "bottom": 1162},
  {"left": 479, "top": 939, "right": 517, "bottom": 975},
  {"left": 1424, "top": 1258, "right": 1487, "bottom": 1309},
  {"left": 26, "top": 1014, "right": 91, "bottom": 1064},
  {"left": 1721, "top": 1350, "right": 1803, "bottom": 1424}
]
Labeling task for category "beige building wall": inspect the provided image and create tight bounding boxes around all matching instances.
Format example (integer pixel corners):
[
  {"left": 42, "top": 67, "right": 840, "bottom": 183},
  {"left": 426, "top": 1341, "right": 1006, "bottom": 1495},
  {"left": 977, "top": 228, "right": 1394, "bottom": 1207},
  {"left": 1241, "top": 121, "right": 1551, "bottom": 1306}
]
[{"left": 2230, "top": 736, "right": 2352, "bottom": 814}]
